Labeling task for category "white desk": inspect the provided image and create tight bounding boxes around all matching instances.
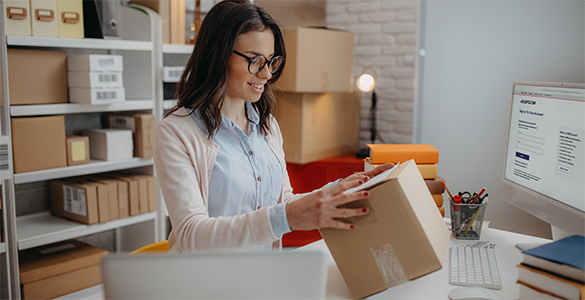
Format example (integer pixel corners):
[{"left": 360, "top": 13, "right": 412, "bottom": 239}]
[{"left": 297, "top": 226, "right": 550, "bottom": 299}]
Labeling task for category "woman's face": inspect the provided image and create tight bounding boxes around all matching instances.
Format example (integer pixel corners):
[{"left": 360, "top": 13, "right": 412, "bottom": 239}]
[{"left": 226, "top": 29, "right": 275, "bottom": 104}]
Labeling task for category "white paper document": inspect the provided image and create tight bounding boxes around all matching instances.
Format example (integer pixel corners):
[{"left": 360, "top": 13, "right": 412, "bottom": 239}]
[{"left": 343, "top": 162, "right": 400, "bottom": 194}]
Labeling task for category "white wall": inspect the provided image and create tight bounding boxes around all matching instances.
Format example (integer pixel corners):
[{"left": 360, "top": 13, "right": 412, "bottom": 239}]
[
  {"left": 326, "top": 0, "right": 419, "bottom": 146},
  {"left": 415, "top": 0, "right": 585, "bottom": 238}
]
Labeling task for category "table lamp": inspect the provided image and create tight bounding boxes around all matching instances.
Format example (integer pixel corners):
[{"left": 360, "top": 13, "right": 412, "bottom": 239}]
[{"left": 356, "top": 73, "right": 377, "bottom": 158}]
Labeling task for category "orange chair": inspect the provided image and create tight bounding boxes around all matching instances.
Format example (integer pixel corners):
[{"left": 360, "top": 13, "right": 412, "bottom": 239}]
[{"left": 129, "top": 240, "right": 169, "bottom": 255}]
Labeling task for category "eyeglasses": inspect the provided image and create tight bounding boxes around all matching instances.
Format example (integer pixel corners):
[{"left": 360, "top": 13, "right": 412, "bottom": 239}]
[{"left": 233, "top": 50, "right": 284, "bottom": 75}]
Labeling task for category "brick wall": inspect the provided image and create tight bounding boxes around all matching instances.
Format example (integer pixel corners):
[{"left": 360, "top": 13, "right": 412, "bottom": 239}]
[{"left": 326, "top": 0, "right": 418, "bottom": 147}]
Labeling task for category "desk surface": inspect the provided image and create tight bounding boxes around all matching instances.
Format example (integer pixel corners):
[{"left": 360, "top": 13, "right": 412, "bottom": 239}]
[{"left": 298, "top": 225, "right": 550, "bottom": 299}]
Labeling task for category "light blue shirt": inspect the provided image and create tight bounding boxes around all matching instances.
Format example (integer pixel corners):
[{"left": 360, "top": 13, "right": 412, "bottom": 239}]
[{"left": 190, "top": 103, "right": 291, "bottom": 252}]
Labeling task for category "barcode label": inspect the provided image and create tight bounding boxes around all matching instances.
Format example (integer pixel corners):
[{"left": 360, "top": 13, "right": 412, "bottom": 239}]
[
  {"left": 97, "top": 91, "right": 118, "bottom": 100},
  {"left": 98, "top": 57, "right": 115, "bottom": 67},
  {"left": 169, "top": 70, "right": 182, "bottom": 78},
  {"left": 63, "top": 186, "right": 87, "bottom": 216},
  {"left": 98, "top": 74, "right": 118, "bottom": 83},
  {"left": 0, "top": 144, "right": 8, "bottom": 170}
]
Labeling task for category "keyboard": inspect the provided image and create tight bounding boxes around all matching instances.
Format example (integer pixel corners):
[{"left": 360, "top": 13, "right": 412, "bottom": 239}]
[{"left": 449, "top": 245, "right": 502, "bottom": 290}]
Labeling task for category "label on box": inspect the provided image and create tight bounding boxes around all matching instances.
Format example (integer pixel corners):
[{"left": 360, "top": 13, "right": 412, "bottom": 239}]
[
  {"left": 0, "top": 144, "right": 8, "bottom": 170},
  {"left": 63, "top": 185, "right": 87, "bottom": 216},
  {"left": 109, "top": 116, "right": 136, "bottom": 132},
  {"left": 70, "top": 141, "right": 87, "bottom": 162},
  {"left": 68, "top": 72, "right": 124, "bottom": 88},
  {"left": 69, "top": 87, "right": 126, "bottom": 105},
  {"left": 163, "top": 67, "right": 185, "bottom": 82}
]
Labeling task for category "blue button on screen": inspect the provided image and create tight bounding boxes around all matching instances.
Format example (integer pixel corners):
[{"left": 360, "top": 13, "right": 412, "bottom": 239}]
[{"left": 515, "top": 152, "right": 529, "bottom": 160}]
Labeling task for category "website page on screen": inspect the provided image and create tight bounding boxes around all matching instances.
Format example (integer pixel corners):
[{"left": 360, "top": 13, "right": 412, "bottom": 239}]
[{"left": 505, "top": 84, "right": 585, "bottom": 212}]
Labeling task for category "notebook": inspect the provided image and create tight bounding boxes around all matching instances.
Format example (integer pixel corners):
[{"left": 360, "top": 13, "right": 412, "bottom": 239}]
[{"left": 101, "top": 249, "right": 329, "bottom": 299}]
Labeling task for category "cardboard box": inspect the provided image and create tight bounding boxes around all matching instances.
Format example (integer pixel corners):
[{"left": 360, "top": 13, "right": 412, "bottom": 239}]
[
  {"left": 108, "top": 114, "right": 155, "bottom": 158},
  {"left": 319, "top": 160, "right": 450, "bottom": 299},
  {"left": 19, "top": 240, "right": 107, "bottom": 299},
  {"left": 57, "top": 0, "right": 85, "bottom": 38},
  {"left": 82, "top": 129, "right": 133, "bottom": 161},
  {"left": 12, "top": 116, "right": 67, "bottom": 173},
  {"left": 4, "top": 0, "right": 32, "bottom": 36},
  {"left": 67, "top": 54, "right": 123, "bottom": 72},
  {"left": 67, "top": 71, "right": 124, "bottom": 88},
  {"left": 30, "top": 0, "right": 59, "bottom": 37},
  {"left": 131, "top": 174, "right": 157, "bottom": 212},
  {"left": 110, "top": 173, "right": 153, "bottom": 214},
  {"left": 7, "top": 49, "right": 68, "bottom": 105},
  {"left": 65, "top": 177, "right": 110, "bottom": 223},
  {"left": 93, "top": 175, "right": 129, "bottom": 218},
  {"left": 69, "top": 87, "right": 126, "bottom": 105},
  {"left": 49, "top": 179, "right": 99, "bottom": 225},
  {"left": 275, "top": 91, "right": 360, "bottom": 164},
  {"left": 66, "top": 136, "right": 90, "bottom": 166},
  {"left": 275, "top": 27, "right": 353, "bottom": 93},
  {"left": 105, "top": 173, "right": 140, "bottom": 216},
  {"left": 87, "top": 176, "right": 120, "bottom": 221}
]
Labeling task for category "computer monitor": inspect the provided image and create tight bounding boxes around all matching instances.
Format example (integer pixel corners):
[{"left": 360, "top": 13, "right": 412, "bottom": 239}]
[{"left": 502, "top": 82, "right": 585, "bottom": 240}]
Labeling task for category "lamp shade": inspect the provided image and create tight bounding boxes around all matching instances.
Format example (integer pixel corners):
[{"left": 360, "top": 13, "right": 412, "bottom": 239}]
[{"left": 356, "top": 74, "right": 375, "bottom": 92}]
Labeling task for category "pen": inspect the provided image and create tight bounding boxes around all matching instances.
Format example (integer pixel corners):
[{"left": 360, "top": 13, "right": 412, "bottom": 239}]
[
  {"left": 443, "top": 181, "right": 454, "bottom": 200},
  {"left": 476, "top": 187, "right": 486, "bottom": 199},
  {"left": 464, "top": 208, "right": 482, "bottom": 235}
]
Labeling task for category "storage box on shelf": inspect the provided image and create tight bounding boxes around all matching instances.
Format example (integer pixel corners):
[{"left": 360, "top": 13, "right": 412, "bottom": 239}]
[{"left": 1, "top": 5, "right": 164, "bottom": 299}]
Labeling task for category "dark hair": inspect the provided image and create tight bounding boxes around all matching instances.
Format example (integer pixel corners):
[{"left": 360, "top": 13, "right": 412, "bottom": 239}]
[{"left": 168, "top": 0, "right": 286, "bottom": 138}]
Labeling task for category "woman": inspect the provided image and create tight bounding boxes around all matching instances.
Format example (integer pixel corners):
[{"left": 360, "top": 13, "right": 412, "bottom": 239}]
[{"left": 154, "top": 0, "right": 393, "bottom": 253}]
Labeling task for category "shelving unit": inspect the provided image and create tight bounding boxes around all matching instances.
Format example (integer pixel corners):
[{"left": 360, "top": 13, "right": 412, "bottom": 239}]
[
  {"left": 16, "top": 211, "right": 156, "bottom": 250},
  {"left": 0, "top": 3, "right": 165, "bottom": 299}
]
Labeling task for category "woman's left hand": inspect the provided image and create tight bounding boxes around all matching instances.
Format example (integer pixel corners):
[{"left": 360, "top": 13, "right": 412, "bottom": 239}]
[{"left": 341, "top": 162, "right": 395, "bottom": 184}]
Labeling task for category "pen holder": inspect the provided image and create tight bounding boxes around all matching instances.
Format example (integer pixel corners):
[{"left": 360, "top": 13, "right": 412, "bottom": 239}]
[{"left": 450, "top": 199, "right": 487, "bottom": 240}]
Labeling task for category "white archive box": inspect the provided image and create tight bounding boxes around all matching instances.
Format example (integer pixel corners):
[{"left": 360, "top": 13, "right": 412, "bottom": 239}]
[
  {"left": 4, "top": 0, "right": 32, "bottom": 36},
  {"left": 162, "top": 66, "right": 185, "bottom": 83},
  {"left": 82, "top": 129, "right": 133, "bottom": 161},
  {"left": 68, "top": 55, "right": 124, "bottom": 72},
  {"left": 68, "top": 72, "right": 124, "bottom": 88},
  {"left": 30, "top": 0, "right": 59, "bottom": 37},
  {"left": 69, "top": 87, "right": 125, "bottom": 105}
]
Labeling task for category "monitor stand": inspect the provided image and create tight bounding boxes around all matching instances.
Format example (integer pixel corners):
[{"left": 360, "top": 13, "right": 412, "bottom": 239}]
[{"left": 515, "top": 225, "right": 570, "bottom": 251}]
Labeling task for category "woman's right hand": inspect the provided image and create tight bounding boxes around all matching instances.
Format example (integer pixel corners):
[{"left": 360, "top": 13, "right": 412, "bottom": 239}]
[{"left": 285, "top": 179, "right": 371, "bottom": 231}]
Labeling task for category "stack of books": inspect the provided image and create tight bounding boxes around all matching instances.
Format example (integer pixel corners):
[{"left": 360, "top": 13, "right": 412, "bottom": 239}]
[
  {"left": 364, "top": 144, "right": 445, "bottom": 216},
  {"left": 517, "top": 235, "right": 584, "bottom": 299}
]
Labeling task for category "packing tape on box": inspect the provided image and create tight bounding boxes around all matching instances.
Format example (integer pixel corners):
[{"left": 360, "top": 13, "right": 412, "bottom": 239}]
[{"left": 370, "top": 243, "right": 408, "bottom": 287}]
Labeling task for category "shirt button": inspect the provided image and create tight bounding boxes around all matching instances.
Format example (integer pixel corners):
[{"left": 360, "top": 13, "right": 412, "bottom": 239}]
[
  {"left": 257, "top": 206, "right": 261, "bottom": 209},
  {"left": 257, "top": 177, "right": 261, "bottom": 181},
  {"left": 248, "top": 151, "right": 253, "bottom": 155}
]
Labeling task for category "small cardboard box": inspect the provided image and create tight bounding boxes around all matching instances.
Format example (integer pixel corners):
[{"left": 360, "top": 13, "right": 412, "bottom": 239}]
[
  {"left": 66, "top": 136, "right": 90, "bottom": 166},
  {"left": 69, "top": 87, "right": 126, "bottom": 105},
  {"left": 129, "top": 174, "right": 156, "bottom": 212},
  {"left": 65, "top": 177, "right": 110, "bottom": 223},
  {"left": 7, "top": 49, "right": 68, "bottom": 105},
  {"left": 104, "top": 173, "right": 140, "bottom": 216},
  {"left": 82, "top": 129, "right": 133, "bottom": 161},
  {"left": 93, "top": 175, "right": 129, "bottom": 218},
  {"left": 19, "top": 240, "right": 107, "bottom": 300},
  {"left": 87, "top": 176, "right": 120, "bottom": 221},
  {"left": 67, "top": 71, "right": 124, "bottom": 88},
  {"left": 275, "top": 27, "right": 353, "bottom": 93},
  {"left": 108, "top": 114, "right": 155, "bottom": 158},
  {"left": 49, "top": 179, "right": 99, "bottom": 225},
  {"left": 274, "top": 91, "right": 360, "bottom": 164},
  {"left": 319, "top": 160, "right": 450, "bottom": 299},
  {"left": 12, "top": 116, "right": 67, "bottom": 173},
  {"left": 67, "top": 54, "right": 123, "bottom": 72}
]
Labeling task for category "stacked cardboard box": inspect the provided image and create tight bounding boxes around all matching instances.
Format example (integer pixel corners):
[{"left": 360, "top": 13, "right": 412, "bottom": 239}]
[
  {"left": 68, "top": 54, "right": 125, "bottom": 105},
  {"left": 49, "top": 173, "right": 155, "bottom": 224},
  {"left": 364, "top": 144, "right": 445, "bottom": 217},
  {"left": 19, "top": 240, "right": 107, "bottom": 299},
  {"left": 274, "top": 27, "right": 358, "bottom": 164},
  {"left": 108, "top": 114, "right": 155, "bottom": 158}
]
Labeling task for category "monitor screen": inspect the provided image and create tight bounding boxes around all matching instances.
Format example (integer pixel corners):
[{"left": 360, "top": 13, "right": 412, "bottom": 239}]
[{"left": 502, "top": 82, "right": 585, "bottom": 237}]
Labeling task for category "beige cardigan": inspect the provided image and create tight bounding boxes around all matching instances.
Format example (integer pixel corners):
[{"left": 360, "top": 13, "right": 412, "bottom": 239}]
[{"left": 154, "top": 107, "right": 304, "bottom": 253}]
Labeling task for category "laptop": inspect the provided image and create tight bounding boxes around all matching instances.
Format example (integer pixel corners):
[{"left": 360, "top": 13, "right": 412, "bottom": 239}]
[{"left": 101, "top": 249, "right": 329, "bottom": 299}]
